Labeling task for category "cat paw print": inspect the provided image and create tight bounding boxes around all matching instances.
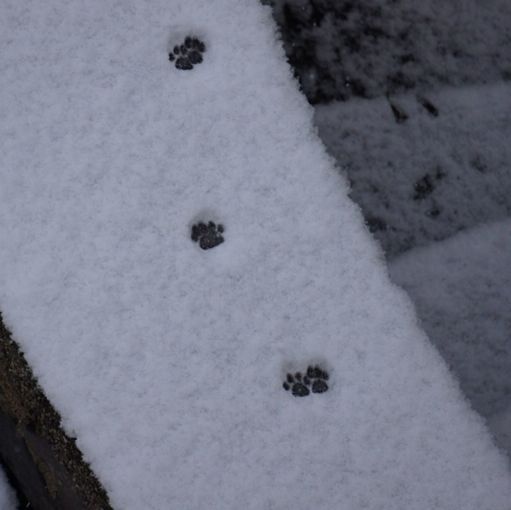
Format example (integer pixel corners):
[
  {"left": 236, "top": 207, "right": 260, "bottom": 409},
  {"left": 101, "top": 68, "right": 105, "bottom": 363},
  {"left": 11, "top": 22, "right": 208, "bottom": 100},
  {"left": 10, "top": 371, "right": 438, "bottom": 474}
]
[
  {"left": 283, "top": 365, "right": 329, "bottom": 397},
  {"left": 168, "top": 36, "right": 206, "bottom": 70},
  {"left": 191, "top": 221, "right": 224, "bottom": 250}
]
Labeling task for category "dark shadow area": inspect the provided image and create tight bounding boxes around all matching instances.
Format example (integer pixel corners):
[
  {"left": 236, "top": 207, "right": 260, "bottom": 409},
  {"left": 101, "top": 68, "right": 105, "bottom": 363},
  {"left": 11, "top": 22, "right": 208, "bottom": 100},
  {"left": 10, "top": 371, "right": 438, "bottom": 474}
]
[{"left": 264, "top": 0, "right": 511, "bottom": 104}]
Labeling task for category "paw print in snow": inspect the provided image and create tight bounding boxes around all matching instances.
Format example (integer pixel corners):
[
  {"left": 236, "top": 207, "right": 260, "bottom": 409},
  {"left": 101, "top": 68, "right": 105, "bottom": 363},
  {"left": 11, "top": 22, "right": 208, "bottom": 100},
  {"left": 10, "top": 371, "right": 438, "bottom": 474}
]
[
  {"left": 306, "top": 365, "right": 329, "bottom": 393},
  {"left": 283, "top": 365, "right": 329, "bottom": 397},
  {"left": 168, "top": 36, "right": 206, "bottom": 70},
  {"left": 283, "top": 372, "right": 310, "bottom": 397},
  {"left": 191, "top": 221, "right": 224, "bottom": 250}
]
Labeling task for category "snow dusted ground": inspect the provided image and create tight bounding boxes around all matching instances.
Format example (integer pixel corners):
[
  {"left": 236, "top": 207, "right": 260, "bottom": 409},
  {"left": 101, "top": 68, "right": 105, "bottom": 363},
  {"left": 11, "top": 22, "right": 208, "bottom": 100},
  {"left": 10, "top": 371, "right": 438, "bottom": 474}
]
[
  {"left": 490, "top": 407, "right": 511, "bottom": 460},
  {"left": 1, "top": 1, "right": 511, "bottom": 509},
  {"left": 266, "top": 0, "right": 511, "bottom": 103},
  {"left": 390, "top": 219, "right": 511, "bottom": 457},
  {"left": 0, "top": 468, "right": 16, "bottom": 510},
  {"left": 315, "top": 83, "right": 511, "bottom": 257}
]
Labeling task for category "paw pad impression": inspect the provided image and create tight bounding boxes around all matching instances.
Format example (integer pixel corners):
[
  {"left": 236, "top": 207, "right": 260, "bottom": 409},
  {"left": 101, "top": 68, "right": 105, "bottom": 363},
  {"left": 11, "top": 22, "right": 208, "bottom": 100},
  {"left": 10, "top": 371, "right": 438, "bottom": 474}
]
[
  {"left": 169, "top": 36, "right": 206, "bottom": 70},
  {"left": 191, "top": 221, "right": 224, "bottom": 250},
  {"left": 283, "top": 365, "right": 329, "bottom": 397}
]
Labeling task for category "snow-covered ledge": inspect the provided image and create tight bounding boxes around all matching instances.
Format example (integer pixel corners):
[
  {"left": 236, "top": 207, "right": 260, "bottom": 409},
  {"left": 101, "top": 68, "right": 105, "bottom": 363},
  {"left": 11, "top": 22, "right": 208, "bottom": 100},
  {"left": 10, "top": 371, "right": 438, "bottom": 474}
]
[
  {"left": 0, "top": 316, "right": 110, "bottom": 508},
  {"left": 0, "top": 1, "right": 510, "bottom": 508}
]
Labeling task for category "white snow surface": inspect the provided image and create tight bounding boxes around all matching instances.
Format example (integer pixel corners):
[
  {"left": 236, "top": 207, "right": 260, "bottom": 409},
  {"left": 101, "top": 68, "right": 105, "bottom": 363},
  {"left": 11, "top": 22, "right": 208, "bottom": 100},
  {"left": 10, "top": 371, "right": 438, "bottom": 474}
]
[
  {"left": 1, "top": 1, "right": 510, "bottom": 509},
  {"left": 390, "top": 218, "right": 511, "bottom": 455},
  {"left": 315, "top": 84, "right": 511, "bottom": 256},
  {"left": 0, "top": 468, "right": 16, "bottom": 510}
]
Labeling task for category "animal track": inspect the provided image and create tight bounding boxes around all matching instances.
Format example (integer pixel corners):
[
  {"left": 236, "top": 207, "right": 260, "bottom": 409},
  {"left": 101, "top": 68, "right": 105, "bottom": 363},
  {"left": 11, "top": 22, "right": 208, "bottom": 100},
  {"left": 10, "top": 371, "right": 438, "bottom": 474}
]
[
  {"left": 417, "top": 95, "right": 439, "bottom": 117},
  {"left": 191, "top": 221, "right": 224, "bottom": 250},
  {"left": 168, "top": 36, "right": 206, "bottom": 71},
  {"left": 413, "top": 167, "right": 446, "bottom": 201},
  {"left": 283, "top": 365, "right": 329, "bottom": 397},
  {"left": 388, "top": 100, "right": 408, "bottom": 124}
]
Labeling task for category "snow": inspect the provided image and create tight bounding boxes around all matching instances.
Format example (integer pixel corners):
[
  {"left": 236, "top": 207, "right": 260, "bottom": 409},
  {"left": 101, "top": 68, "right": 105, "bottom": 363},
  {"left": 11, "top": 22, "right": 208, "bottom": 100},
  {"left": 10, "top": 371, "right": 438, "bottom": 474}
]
[
  {"left": 266, "top": 0, "right": 511, "bottom": 103},
  {"left": 315, "top": 83, "right": 511, "bottom": 257},
  {"left": 390, "top": 218, "right": 511, "bottom": 457},
  {"left": 490, "top": 406, "right": 511, "bottom": 459},
  {"left": 1, "top": 1, "right": 511, "bottom": 509},
  {"left": 0, "top": 468, "right": 16, "bottom": 510}
]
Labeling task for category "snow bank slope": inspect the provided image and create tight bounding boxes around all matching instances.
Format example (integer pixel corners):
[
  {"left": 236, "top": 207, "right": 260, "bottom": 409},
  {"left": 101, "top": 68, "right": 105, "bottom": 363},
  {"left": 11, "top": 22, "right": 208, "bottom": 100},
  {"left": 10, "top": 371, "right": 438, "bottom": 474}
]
[
  {"left": 0, "top": 1, "right": 510, "bottom": 509},
  {"left": 315, "top": 84, "right": 511, "bottom": 256},
  {"left": 390, "top": 219, "right": 511, "bottom": 452}
]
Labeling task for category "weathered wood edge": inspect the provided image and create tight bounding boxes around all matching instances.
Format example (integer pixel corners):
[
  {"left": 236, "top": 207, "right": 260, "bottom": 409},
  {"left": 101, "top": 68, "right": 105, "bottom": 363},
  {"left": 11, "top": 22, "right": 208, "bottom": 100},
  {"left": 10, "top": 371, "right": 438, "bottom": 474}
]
[{"left": 0, "top": 312, "right": 112, "bottom": 509}]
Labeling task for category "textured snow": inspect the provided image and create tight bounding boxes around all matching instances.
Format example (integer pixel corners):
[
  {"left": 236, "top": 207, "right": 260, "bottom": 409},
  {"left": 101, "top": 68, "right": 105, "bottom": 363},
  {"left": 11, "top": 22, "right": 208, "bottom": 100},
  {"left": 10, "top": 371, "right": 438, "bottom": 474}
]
[
  {"left": 1, "top": 1, "right": 511, "bottom": 509},
  {"left": 490, "top": 406, "right": 511, "bottom": 459},
  {"left": 0, "top": 468, "right": 16, "bottom": 510},
  {"left": 390, "top": 219, "right": 511, "bottom": 456},
  {"left": 267, "top": 0, "right": 511, "bottom": 103},
  {"left": 315, "top": 83, "right": 511, "bottom": 256}
]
